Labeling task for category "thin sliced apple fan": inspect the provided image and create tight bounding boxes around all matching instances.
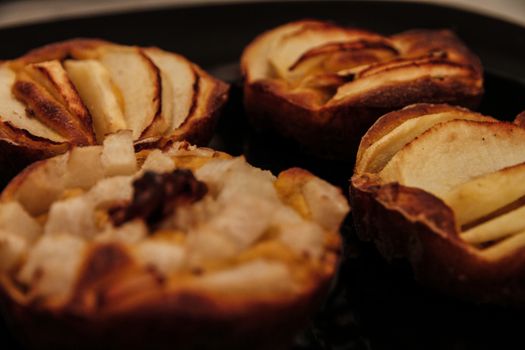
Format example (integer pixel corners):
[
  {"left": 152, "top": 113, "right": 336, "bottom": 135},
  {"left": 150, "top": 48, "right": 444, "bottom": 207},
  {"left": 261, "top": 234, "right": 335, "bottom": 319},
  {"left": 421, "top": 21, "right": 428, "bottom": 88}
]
[
  {"left": 0, "top": 39, "right": 227, "bottom": 147},
  {"left": 356, "top": 103, "right": 525, "bottom": 261}
]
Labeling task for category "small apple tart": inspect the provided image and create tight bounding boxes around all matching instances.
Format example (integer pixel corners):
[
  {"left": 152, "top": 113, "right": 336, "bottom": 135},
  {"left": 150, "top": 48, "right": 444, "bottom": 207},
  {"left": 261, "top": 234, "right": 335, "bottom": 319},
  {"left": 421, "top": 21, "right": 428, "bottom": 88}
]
[
  {"left": 351, "top": 103, "right": 525, "bottom": 305},
  {"left": 0, "top": 39, "right": 228, "bottom": 183},
  {"left": 0, "top": 131, "right": 348, "bottom": 349},
  {"left": 242, "top": 20, "right": 483, "bottom": 158}
]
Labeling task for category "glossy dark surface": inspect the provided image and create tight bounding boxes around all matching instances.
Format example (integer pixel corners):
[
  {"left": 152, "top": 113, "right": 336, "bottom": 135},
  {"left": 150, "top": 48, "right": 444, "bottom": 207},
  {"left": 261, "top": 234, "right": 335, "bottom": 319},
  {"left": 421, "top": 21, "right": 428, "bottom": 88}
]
[{"left": 1, "top": 2, "right": 525, "bottom": 349}]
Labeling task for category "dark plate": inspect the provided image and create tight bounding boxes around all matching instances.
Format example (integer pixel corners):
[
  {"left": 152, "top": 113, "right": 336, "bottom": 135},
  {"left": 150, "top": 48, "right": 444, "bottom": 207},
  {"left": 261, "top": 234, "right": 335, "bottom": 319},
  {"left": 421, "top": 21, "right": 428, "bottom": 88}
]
[{"left": 1, "top": 1, "right": 525, "bottom": 349}]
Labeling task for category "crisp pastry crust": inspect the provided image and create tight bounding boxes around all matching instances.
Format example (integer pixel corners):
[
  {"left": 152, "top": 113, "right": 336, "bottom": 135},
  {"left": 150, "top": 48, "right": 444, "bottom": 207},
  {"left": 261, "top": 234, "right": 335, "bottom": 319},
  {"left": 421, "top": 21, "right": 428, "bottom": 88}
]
[
  {"left": 0, "top": 132, "right": 348, "bottom": 349},
  {"left": 241, "top": 20, "right": 483, "bottom": 158},
  {"left": 0, "top": 39, "right": 228, "bottom": 184},
  {"left": 351, "top": 103, "right": 525, "bottom": 305}
]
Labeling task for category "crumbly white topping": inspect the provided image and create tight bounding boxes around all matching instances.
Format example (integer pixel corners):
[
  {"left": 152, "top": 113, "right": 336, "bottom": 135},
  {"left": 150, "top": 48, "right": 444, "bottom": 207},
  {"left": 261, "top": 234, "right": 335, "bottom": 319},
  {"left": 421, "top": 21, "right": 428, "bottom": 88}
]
[{"left": 0, "top": 134, "right": 348, "bottom": 301}]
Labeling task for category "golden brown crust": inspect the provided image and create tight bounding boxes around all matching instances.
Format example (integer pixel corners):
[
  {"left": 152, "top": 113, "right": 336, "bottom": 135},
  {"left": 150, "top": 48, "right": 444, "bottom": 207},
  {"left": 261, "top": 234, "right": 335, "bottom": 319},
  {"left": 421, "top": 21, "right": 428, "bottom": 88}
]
[
  {"left": 242, "top": 20, "right": 484, "bottom": 159},
  {"left": 350, "top": 176, "right": 525, "bottom": 305},
  {"left": 2, "top": 279, "right": 329, "bottom": 350}
]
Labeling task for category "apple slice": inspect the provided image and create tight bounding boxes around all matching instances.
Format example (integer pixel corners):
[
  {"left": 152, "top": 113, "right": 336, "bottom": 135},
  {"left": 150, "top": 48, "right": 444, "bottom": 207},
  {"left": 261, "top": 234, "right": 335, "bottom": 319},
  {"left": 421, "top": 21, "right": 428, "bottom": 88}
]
[
  {"left": 23, "top": 60, "right": 93, "bottom": 139},
  {"left": 330, "top": 62, "right": 478, "bottom": 104},
  {"left": 288, "top": 41, "right": 397, "bottom": 84},
  {"left": 0, "top": 65, "right": 64, "bottom": 142},
  {"left": 143, "top": 48, "right": 197, "bottom": 134},
  {"left": 268, "top": 22, "right": 383, "bottom": 81},
  {"left": 444, "top": 162, "right": 525, "bottom": 226},
  {"left": 241, "top": 21, "right": 308, "bottom": 82},
  {"left": 13, "top": 72, "right": 92, "bottom": 145},
  {"left": 269, "top": 23, "right": 357, "bottom": 79},
  {"left": 461, "top": 206, "right": 525, "bottom": 245},
  {"left": 379, "top": 120, "right": 525, "bottom": 198},
  {"left": 96, "top": 46, "right": 161, "bottom": 140},
  {"left": 357, "top": 111, "right": 495, "bottom": 174},
  {"left": 64, "top": 59, "right": 127, "bottom": 142},
  {"left": 479, "top": 229, "right": 525, "bottom": 261}
]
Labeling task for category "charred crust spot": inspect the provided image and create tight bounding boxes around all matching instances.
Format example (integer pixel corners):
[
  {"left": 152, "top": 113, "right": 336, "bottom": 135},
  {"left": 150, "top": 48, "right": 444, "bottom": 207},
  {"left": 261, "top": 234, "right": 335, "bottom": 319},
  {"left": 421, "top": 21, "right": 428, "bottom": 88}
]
[
  {"left": 191, "top": 267, "right": 204, "bottom": 276},
  {"left": 81, "top": 244, "right": 132, "bottom": 285},
  {"left": 146, "top": 265, "right": 167, "bottom": 285},
  {"left": 71, "top": 243, "right": 134, "bottom": 311},
  {"left": 109, "top": 169, "right": 208, "bottom": 229}
]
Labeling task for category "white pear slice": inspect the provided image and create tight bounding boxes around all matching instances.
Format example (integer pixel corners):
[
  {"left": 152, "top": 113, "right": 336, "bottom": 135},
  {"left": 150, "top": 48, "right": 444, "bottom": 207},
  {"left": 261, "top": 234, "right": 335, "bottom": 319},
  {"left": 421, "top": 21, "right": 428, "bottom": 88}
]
[
  {"left": 444, "top": 162, "right": 525, "bottom": 226},
  {"left": 97, "top": 47, "right": 161, "bottom": 140},
  {"left": 0, "top": 65, "right": 64, "bottom": 142},
  {"left": 23, "top": 60, "right": 90, "bottom": 126},
  {"left": 379, "top": 120, "right": 525, "bottom": 198},
  {"left": 100, "top": 130, "right": 136, "bottom": 177},
  {"left": 143, "top": 48, "right": 196, "bottom": 133},
  {"left": 357, "top": 111, "right": 495, "bottom": 174},
  {"left": 65, "top": 59, "right": 127, "bottom": 142},
  {"left": 64, "top": 145, "right": 104, "bottom": 190}
]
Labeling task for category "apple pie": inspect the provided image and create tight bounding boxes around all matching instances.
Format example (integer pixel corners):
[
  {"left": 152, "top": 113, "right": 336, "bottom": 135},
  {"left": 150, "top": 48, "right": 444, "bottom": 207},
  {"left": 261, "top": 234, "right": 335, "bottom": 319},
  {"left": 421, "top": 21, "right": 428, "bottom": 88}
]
[
  {"left": 0, "top": 131, "right": 348, "bottom": 349},
  {"left": 0, "top": 39, "right": 228, "bottom": 183},
  {"left": 242, "top": 20, "right": 483, "bottom": 158},
  {"left": 351, "top": 103, "right": 525, "bottom": 305}
]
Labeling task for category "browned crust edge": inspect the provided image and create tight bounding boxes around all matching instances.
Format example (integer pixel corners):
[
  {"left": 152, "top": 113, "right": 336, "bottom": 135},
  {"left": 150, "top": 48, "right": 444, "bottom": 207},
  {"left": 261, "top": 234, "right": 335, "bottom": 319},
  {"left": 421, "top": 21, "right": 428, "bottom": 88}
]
[{"left": 350, "top": 125, "right": 525, "bottom": 306}]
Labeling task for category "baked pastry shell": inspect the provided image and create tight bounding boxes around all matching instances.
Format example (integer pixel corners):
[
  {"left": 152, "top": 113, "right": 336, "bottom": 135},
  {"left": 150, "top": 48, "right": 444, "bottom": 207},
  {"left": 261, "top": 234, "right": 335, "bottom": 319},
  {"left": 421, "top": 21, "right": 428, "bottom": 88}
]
[
  {"left": 350, "top": 104, "right": 525, "bottom": 305},
  {"left": 242, "top": 22, "right": 483, "bottom": 159},
  {"left": 0, "top": 150, "right": 341, "bottom": 349}
]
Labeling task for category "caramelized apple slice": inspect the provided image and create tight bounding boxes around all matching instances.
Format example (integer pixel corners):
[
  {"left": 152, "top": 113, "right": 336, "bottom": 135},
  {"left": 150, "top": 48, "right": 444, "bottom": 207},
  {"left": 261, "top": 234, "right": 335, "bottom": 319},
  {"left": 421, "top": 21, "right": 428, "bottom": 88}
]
[
  {"left": 23, "top": 60, "right": 93, "bottom": 139},
  {"left": 0, "top": 66, "right": 64, "bottom": 142},
  {"left": 96, "top": 46, "right": 161, "bottom": 140},
  {"left": 64, "top": 59, "right": 127, "bottom": 142},
  {"left": 13, "top": 72, "right": 92, "bottom": 145}
]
